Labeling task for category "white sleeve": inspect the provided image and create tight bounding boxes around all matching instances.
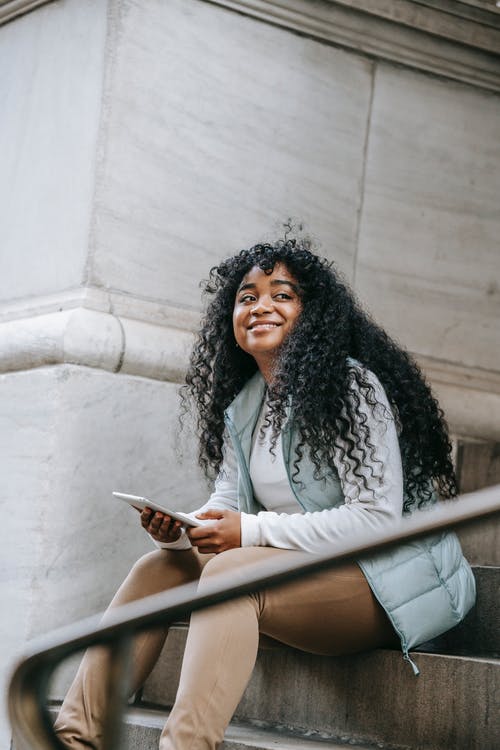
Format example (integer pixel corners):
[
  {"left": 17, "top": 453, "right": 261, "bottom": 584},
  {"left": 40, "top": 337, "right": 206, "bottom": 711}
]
[
  {"left": 153, "top": 432, "right": 239, "bottom": 550},
  {"left": 239, "top": 369, "right": 404, "bottom": 554}
]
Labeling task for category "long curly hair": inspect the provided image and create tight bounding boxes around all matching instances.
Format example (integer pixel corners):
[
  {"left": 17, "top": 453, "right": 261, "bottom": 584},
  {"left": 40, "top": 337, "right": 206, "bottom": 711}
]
[{"left": 182, "top": 239, "right": 457, "bottom": 512}]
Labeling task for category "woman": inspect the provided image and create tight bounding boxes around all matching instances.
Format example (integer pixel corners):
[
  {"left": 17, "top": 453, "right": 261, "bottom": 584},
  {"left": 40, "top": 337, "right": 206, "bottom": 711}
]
[{"left": 55, "top": 239, "right": 475, "bottom": 750}]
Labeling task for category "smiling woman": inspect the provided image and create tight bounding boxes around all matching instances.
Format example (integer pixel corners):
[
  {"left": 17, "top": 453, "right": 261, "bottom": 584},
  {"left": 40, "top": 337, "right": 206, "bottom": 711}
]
[
  {"left": 232, "top": 264, "right": 302, "bottom": 381},
  {"left": 54, "top": 238, "right": 476, "bottom": 750}
]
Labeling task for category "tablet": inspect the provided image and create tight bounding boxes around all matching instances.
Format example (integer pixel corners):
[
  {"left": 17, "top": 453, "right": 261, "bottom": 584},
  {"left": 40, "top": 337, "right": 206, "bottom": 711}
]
[{"left": 112, "top": 492, "right": 203, "bottom": 527}]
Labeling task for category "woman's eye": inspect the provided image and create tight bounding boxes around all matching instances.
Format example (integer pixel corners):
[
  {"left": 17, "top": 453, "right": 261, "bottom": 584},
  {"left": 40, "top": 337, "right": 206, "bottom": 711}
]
[
  {"left": 275, "top": 293, "right": 292, "bottom": 300},
  {"left": 239, "top": 294, "right": 255, "bottom": 303}
]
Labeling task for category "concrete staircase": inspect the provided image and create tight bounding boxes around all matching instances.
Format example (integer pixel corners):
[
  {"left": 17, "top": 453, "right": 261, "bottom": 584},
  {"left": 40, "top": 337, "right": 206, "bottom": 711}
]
[{"left": 119, "top": 439, "right": 499, "bottom": 749}]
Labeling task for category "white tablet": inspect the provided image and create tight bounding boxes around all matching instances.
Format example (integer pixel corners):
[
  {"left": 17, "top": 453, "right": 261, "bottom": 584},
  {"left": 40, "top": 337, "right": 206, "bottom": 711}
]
[{"left": 112, "top": 492, "right": 203, "bottom": 527}]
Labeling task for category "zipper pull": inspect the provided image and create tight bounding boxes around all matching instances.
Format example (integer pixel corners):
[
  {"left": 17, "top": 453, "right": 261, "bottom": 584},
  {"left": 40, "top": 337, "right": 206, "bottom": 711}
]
[{"left": 404, "top": 652, "right": 420, "bottom": 676}]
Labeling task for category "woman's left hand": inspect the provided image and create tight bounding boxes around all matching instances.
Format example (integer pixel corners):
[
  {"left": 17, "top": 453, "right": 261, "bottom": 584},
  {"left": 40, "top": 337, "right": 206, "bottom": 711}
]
[{"left": 187, "top": 510, "right": 241, "bottom": 554}]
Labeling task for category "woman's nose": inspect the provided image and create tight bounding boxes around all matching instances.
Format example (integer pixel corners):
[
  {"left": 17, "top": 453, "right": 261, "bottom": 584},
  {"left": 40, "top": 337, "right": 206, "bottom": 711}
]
[{"left": 251, "top": 297, "right": 273, "bottom": 314}]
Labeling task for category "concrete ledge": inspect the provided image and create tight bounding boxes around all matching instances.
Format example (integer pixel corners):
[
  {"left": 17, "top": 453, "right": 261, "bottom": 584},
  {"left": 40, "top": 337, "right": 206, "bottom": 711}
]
[
  {"left": 0, "top": 308, "right": 123, "bottom": 374},
  {"left": 0, "top": 307, "right": 194, "bottom": 383},
  {"left": 47, "top": 706, "right": 375, "bottom": 750},
  {"left": 122, "top": 707, "right": 374, "bottom": 750}
]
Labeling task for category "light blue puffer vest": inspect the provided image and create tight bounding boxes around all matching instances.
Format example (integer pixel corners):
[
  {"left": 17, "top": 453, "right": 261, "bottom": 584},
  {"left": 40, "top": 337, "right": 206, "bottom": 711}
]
[{"left": 224, "top": 371, "right": 476, "bottom": 672}]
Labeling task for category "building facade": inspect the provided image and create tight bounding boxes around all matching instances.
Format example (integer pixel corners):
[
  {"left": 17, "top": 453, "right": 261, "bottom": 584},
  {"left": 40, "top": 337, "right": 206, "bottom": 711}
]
[{"left": 1, "top": 0, "right": 499, "bottom": 745}]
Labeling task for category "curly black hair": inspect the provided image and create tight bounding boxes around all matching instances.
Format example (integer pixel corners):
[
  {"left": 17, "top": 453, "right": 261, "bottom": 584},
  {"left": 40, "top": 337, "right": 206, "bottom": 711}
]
[{"left": 182, "top": 238, "right": 457, "bottom": 512}]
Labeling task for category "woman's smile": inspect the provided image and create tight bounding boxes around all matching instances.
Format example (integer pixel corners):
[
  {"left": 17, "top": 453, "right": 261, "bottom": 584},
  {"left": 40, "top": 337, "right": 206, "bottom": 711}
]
[
  {"left": 248, "top": 322, "right": 281, "bottom": 331},
  {"left": 233, "top": 263, "right": 302, "bottom": 380}
]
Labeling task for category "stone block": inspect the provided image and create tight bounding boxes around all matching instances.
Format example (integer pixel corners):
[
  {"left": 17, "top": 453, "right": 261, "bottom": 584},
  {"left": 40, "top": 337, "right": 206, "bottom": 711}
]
[
  {"left": 142, "top": 625, "right": 498, "bottom": 749},
  {"left": 0, "top": 0, "right": 106, "bottom": 301},
  {"left": 356, "top": 63, "right": 500, "bottom": 374},
  {"left": 1, "top": 364, "right": 208, "bottom": 741},
  {"left": 90, "top": 0, "right": 372, "bottom": 304}
]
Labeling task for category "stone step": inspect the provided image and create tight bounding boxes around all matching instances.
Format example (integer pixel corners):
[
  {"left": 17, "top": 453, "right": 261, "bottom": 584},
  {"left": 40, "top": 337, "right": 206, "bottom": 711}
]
[
  {"left": 46, "top": 562, "right": 498, "bottom": 704},
  {"left": 416, "top": 565, "right": 499, "bottom": 656},
  {"left": 46, "top": 706, "right": 374, "bottom": 750},
  {"left": 123, "top": 707, "right": 376, "bottom": 749},
  {"left": 142, "top": 626, "right": 499, "bottom": 749}
]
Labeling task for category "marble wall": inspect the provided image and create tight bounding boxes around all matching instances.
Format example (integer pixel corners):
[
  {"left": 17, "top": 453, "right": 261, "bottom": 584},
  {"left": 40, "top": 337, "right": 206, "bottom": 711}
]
[
  {"left": 0, "top": 0, "right": 107, "bottom": 303},
  {"left": 0, "top": 365, "right": 207, "bottom": 746},
  {"left": 357, "top": 64, "right": 500, "bottom": 374},
  {"left": 2, "top": 0, "right": 500, "bottom": 745},
  {"left": 89, "top": 0, "right": 372, "bottom": 306},
  {"left": 2, "top": 0, "right": 499, "bottom": 379},
  {"left": 1, "top": 366, "right": 206, "bottom": 638},
  {"left": 87, "top": 0, "right": 500, "bottom": 442}
]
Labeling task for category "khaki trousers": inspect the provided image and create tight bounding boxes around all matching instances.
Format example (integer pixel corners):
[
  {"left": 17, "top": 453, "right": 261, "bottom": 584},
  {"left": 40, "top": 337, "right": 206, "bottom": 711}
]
[{"left": 54, "top": 547, "right": 397, "bottom": 750}]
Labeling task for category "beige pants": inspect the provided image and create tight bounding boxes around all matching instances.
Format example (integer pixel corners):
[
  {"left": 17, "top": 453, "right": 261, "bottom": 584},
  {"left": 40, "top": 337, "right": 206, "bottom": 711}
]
[{"left": 54, "top": 547, "right": 397, "bottom": 750}]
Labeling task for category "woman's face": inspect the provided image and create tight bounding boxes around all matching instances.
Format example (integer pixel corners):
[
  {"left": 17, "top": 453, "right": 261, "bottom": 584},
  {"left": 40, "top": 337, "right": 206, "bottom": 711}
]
[{"left": 233, "top": 262, "right": 302, "bottom": 381}]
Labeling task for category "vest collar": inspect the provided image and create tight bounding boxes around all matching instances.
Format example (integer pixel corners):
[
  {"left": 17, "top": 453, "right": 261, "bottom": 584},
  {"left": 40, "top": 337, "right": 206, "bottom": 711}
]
[{"left": 224, "top": 370, "right": 267, "bottom": 437}]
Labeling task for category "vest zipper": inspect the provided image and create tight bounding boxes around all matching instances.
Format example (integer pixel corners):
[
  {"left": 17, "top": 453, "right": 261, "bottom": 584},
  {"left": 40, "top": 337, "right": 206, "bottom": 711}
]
[
  {"left": 358, "top": 560, "right": 420, "bottom": 677},
  {"left": 224, "top": 415, "right": 254, "bottom": 510},
  {"left": 403, "top": 651, "right": 420, "bottom": 676}
]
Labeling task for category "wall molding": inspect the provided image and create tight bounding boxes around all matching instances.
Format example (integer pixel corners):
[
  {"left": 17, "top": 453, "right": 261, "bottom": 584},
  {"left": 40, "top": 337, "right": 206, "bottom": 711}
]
[
  {"left": 0, "top": 307, "right": 194, "bottom": 383},
  {"left": 416, "top": 354, "right": 500, "bottom": 397},
  {"left": 2, "top": 296, "right": 500, "bottom": 439},
  {"left": 203, "top": 0, "right": 500, "bottom": 92},
  {"left": 2, "top": 292, "right": 500, "bottom": 392},
  {"left": 2, "top": 1, "right": 499, "bottom": 90},
  {"left": 0, "top": 287, "right": 201, "bottom": 383},
  {"left": 0, "top": 286, "right": 201, "bottom": 331},
  {"left": 0, "top": 0, "right": 55, "bottom": 26}
]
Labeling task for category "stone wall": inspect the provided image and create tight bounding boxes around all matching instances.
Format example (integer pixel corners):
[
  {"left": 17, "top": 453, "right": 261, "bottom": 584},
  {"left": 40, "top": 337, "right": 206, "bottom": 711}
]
[{"left": 1, "top": 0, "right": 499, "bottom": 746}]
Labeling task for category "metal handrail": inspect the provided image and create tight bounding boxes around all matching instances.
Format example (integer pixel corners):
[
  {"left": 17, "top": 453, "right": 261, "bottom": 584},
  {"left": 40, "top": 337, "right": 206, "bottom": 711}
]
[{"left": 8, "top": 484, "right": 500, "bottom": 750}]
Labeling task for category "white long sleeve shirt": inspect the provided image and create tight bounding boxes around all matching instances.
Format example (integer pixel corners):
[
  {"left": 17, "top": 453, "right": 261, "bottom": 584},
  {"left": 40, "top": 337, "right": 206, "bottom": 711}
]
[{"left": 155, "top": 369, "right": 403, "bottom": 554}]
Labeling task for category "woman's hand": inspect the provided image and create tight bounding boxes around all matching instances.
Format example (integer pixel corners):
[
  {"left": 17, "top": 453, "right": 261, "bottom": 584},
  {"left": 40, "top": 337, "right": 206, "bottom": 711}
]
[
  {"left": 140, "top": 508, "right": 183, "bottom": 544},
  {"left": 187, "top": 510, "right": 241, "bottom": 554}
]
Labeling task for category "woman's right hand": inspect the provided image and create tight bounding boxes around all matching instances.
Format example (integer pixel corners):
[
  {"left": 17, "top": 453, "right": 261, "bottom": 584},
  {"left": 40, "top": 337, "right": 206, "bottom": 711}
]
[{"left": 140, "top": 508, "right": 183, "bottom": 544}]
